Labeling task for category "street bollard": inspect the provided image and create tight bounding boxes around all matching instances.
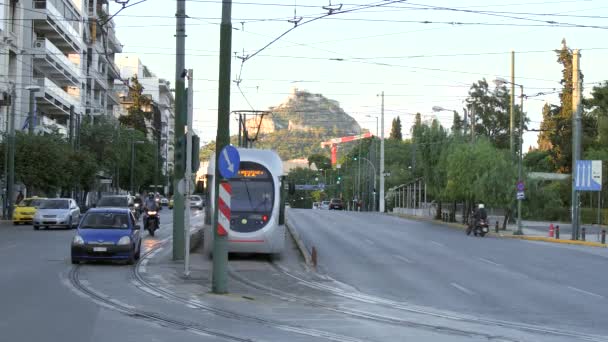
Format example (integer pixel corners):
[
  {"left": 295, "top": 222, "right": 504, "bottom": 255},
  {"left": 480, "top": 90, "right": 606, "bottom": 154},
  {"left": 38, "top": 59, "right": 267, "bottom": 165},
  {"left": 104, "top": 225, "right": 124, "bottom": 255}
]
[
  {"left": 581, "top": 227, "right": 586, "bottom": 241},
  {"left": 495, "top": 221, "right": 499, "bottom": 233},
  {"left": 602, "top": 229, "right": 606, "bottom": 244},
  {"left": 555, "top": 225, "right": 560, "bottom": 239}
]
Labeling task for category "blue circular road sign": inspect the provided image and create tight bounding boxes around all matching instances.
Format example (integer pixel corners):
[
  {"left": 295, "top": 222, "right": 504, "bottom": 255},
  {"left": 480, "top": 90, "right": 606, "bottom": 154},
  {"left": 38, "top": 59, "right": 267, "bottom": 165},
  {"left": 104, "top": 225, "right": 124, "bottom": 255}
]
[
  {"left": 517, "top": 181, "right": 525, "bottom": 191},
  {"left": 218, "top": 145, "right": 240, "bottom": 179}
]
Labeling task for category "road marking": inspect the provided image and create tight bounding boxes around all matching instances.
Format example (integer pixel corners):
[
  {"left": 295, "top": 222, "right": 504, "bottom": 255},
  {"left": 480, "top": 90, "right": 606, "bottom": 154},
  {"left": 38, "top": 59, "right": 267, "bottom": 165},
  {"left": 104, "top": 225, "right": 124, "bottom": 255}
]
[
  {"left": 186, "top": 304, "right": 199, "bottom": 309},
  {"left": 364, "top": 238, "right": 375, "bottom": 246},
  {"left": 430, "top": 240, "right": 445, "bottom": 248},
  {"left": 478, "top": 257, "right": 501, "bottom": 267},
  {"left": 395, "top": 255, "right": 413, "bottom": 264},
  {"left": 567, "top": 286, "right": 605, "bottom": 299},
  {"left": 0, "top": 243, "right": 17, "bottom": 252},
  {"left": 450, "top": 282, "right": 473, "bottom": 295},
  {"left": 138, "top": 286, "right": 164, "bottom": 298}
]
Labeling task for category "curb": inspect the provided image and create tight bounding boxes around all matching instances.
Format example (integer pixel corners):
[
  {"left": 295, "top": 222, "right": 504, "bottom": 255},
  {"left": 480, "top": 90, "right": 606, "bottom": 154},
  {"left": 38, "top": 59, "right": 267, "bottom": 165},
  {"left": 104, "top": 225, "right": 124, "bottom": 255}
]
[
  {"left": 285, "top": 218, "right": 313, "bottom": 267},
  {"left": 188, "top": 225, "right": 204, "bottom": 252},
  {"left": 390, "top": 213, "right": 607, "bottom": 248},
  {"left": 501, "top": 235, "right": 607, "bottom": 248}
]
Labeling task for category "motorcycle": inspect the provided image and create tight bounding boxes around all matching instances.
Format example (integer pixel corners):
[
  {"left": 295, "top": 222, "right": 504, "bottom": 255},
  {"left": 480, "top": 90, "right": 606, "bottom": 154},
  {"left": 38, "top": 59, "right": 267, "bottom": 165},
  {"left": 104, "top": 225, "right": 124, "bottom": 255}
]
[
  {"left": 467, "top": 217, "right": 489, "bottom": 237},
  {"left": 144, "top": 209, "right": 160, "bottom": 236}
]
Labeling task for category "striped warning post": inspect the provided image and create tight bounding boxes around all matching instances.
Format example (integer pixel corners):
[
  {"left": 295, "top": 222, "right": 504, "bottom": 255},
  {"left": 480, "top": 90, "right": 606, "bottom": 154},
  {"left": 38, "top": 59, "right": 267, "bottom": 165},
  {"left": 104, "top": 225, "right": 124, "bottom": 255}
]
[{"left": 217, "top": 181, "right": 231, "bottom": 236}]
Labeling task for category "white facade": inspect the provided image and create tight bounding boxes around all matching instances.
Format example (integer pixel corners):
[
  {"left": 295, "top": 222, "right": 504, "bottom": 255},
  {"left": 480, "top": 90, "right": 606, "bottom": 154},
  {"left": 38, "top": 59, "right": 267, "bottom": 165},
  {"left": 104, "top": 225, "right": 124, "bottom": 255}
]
[
  {"left": 0, "top": 0, "right": 121, "bottom": 137},
  {"left": 115, "top": 53, "right": 175, "bottom": 190}
]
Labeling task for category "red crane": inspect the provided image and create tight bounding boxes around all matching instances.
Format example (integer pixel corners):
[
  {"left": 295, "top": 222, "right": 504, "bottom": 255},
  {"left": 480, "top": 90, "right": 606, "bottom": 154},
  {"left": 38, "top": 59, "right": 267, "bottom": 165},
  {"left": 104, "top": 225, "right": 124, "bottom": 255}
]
[{"left": 321, "top": 132, "right": 373, "bottom": 166}]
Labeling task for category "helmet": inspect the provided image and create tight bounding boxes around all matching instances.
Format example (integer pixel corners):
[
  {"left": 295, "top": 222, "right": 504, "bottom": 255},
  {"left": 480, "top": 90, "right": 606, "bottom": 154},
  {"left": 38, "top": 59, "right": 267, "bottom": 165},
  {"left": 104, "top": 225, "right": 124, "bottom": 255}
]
[
  {"left": 478, "top": 203, "right": 485, "bottom": 209},
  {"left": 148, "top": 193, "right": 155, "bottom": 199}
]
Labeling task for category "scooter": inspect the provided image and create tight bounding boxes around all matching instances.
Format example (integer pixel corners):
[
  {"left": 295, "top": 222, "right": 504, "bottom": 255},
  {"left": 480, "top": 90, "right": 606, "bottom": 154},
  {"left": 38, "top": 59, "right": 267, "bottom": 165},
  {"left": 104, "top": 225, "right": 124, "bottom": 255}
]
[
  {"left": 144, "top": 209, "right": 160, "bottom": 236},
  {"left": 467, "top": 217, "right": 489, "bottom": 237}
]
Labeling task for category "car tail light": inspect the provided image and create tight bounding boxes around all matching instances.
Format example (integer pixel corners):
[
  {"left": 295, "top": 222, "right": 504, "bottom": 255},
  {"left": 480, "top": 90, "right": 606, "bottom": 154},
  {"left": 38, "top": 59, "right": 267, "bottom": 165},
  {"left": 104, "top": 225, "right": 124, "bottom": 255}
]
[{"left": 262, "top": 215, "right": 268, "bottom": 222}]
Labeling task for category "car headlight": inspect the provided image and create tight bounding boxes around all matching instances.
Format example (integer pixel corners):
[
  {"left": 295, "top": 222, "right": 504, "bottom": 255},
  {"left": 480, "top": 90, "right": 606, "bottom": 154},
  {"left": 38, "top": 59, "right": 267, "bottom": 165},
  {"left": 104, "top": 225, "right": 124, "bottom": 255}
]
[
  {"left": 134, "top": 203, "right": 140, "bottom": 208},
  {"left": 147, "top": 211, "right": 157, "bottom": 215},
  {"left": 73, "top": 235, "right": 84, "bottom": 245},
  {"left": 117, "top": 236, "right": 131, "bottom": 245}
]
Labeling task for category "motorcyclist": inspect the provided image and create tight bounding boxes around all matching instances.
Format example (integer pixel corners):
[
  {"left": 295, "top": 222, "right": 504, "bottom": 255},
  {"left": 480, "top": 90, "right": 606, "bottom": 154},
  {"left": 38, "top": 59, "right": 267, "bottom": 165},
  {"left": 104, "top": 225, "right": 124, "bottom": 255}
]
[
  {"left": 143, "top": 193, "right": 159, "bottom": 212},
  {"left": 473, "top": 203, "right": 488, "bottom": 229}
]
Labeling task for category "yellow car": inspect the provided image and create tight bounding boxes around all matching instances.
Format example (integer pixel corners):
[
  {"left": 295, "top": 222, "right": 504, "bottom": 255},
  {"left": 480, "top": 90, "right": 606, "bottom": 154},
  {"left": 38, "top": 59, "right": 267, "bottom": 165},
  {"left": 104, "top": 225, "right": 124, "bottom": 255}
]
[
  {"left": 168, "top": 197, "right": 174, "bottom": 209},
  {"left": 13, "top": 197, "right": 46, "bottom": 225}
]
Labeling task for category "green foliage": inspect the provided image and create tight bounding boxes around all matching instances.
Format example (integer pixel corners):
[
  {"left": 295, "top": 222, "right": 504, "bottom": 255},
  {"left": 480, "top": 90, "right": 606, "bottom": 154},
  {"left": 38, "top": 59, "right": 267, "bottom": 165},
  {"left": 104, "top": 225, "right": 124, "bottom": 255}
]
[
  {"left": 308, "top": 153, "right": 331, "bottom": 170},
  {"left": 118, "top": 75, "right": 152, "bottom": 135},
  {"left": 389, "top": 117, "right": 402, "bottom": 140},
  {"left": 523, "top": 149, "right": 553, "bottom": 172}
]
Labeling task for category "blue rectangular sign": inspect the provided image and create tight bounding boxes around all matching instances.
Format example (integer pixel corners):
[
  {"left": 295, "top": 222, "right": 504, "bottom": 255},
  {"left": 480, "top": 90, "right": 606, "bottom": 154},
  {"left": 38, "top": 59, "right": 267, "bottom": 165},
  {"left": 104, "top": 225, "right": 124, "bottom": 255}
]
[{"left": 575, "top": 160, "right": 602, "bottom": 191}]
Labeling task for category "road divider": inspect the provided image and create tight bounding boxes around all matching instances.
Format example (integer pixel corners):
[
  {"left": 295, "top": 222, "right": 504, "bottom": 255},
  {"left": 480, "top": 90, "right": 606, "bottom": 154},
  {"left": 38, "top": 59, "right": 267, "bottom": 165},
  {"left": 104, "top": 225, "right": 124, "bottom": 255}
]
[{"left": 285, "top": 218, "right": 313, "bottom": 267}]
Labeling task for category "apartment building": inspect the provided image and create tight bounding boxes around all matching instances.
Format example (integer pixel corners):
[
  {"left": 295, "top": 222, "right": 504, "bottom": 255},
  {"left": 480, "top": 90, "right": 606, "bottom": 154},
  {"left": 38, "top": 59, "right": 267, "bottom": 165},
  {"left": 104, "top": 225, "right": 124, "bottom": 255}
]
[
  {"left": 0, "top": 0, "right": 121, "bottom": 138},
  {"left": 114, "top": 53, "right": 175, "bottom": 193}
]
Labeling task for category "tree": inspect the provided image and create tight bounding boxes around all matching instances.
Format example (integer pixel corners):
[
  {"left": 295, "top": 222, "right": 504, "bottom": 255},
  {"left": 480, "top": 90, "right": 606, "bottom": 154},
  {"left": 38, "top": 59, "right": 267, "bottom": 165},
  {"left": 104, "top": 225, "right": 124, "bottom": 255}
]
[
  {"left": 118, "top": 75, "right": 152, "bottom": 135},
  {"left": 465, "top": 78, "right": 526, "bottom": 150},
  {"left": 308, "top": 153, "right": 331, "bottom": 171},
  {"left": 389, "top": 117, "right": 402, "bottom": 140},
  {"left": 451, "top": 111, "right": 463, "bottom": 134}
]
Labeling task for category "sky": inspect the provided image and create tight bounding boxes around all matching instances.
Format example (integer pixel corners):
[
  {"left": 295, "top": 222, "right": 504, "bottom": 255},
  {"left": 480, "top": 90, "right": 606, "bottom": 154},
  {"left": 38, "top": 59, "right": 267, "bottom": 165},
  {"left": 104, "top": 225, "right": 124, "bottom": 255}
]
[{"left": 109, "top": 0, "right": 608, "bottom": 151}]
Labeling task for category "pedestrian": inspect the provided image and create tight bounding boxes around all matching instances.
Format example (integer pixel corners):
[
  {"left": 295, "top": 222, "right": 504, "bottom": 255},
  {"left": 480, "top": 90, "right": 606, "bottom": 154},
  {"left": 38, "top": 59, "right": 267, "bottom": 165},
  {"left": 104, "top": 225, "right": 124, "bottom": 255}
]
[{"left": 16, "top": 191, "right": 24, "bottom": 205}]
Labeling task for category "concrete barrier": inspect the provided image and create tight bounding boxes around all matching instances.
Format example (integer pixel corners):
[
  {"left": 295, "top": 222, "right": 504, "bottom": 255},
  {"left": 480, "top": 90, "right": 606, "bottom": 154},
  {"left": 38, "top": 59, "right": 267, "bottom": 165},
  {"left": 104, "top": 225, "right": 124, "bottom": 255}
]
[
  {"left": 285, "top": 218, "right": 313, "bottom": 267},
  {"left": 188, "top": 225, "right": 204, "bottom": 252}
]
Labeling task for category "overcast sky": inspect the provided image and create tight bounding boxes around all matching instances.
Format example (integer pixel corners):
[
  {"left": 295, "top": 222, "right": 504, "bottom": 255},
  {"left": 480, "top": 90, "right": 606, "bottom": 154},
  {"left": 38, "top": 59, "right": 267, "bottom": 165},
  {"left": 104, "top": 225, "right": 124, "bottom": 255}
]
[{"left": 111, "top": 0, "right": 608, "bottom": 150}]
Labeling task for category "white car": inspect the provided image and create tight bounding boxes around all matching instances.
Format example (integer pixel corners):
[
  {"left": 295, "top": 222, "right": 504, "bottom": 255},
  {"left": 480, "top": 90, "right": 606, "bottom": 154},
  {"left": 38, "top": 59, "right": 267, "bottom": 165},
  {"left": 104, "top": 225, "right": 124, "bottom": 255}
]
[
  {"left": 190, "top": 195, "right": 204, "bottom": 210},
  {"left": 160, "top": 197, "right": 169, "bottom": 206},
  {"left": 320, "top": 201, "right": 330, "bottom": 210},
  {"left": 312, "top": 202, "right": 320, "bottom": 209},
  {"left": 33, "top": 198, "right": 80, "bottom": 230}
]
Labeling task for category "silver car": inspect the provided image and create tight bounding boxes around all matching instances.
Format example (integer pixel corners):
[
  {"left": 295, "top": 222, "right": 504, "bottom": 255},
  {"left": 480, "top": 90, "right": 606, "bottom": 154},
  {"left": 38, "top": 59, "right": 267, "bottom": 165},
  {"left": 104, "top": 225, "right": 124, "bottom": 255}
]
[
  {"left": 33, "top": 198, "right": 80, "bottom": 230},
  {"left": 190, "top": 195, "right": 203, "bottom": 210}
]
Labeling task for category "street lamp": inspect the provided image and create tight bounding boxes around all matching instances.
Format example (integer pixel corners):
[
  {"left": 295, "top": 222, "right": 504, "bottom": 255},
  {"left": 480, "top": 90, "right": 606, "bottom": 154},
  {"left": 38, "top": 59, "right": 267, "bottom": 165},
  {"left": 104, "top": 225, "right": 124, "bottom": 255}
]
[
  {"left": 130, "top": 138, "right": 145, "bottom": 195},
  {"left": 494, "top": 77, "right": 525, "bottom": 236},
  {"left": 25, "top": 85, "right": 40, "bottom": 135}
]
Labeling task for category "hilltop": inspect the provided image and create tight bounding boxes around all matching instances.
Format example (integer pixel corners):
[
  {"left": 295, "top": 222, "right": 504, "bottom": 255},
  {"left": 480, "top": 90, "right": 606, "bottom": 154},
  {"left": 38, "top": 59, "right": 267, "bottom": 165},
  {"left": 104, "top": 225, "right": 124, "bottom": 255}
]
[{"left": 200, "top": 89, "right": 364, "bottom": 161}]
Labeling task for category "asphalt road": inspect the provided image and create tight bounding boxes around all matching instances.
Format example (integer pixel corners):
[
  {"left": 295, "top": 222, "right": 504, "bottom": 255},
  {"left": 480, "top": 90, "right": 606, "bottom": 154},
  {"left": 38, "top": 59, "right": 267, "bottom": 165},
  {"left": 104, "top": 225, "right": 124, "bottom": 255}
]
[
  {"left": 287, "top": 208, "right": 608, "bottom": 337},
  {"left": 0, "top": 207, "right": 219, "bottom": 342}
]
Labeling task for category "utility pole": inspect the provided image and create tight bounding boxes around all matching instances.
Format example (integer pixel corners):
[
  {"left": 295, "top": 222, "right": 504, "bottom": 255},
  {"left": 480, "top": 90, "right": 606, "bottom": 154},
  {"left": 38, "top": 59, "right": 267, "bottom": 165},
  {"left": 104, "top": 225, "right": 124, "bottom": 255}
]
[
  {"left": 212, "top": 0, "right": 232, "bottom": 294},
  {"left": 184, "top": 69, "right": 193, "bottom": 277},
  {"left": 7, "top": 84, "right": 16, "bottom": 220},
  {"left": 510, "top": 50, "right": 515, "bottom": 159},
  {"left": 27, "top": 88, "right": 36, "bottom": 135},
  {"left": 571, "top": 49, "right": 582, "bottom": 240},
  {"left": 3, "top": 94, "right": 9, "bottom": 219},
  {"left": 173, "top": 0, "right": 186, "bottom": 260},
  {"left": 379, "top": 91, "right": 386, "bottom": 213}
]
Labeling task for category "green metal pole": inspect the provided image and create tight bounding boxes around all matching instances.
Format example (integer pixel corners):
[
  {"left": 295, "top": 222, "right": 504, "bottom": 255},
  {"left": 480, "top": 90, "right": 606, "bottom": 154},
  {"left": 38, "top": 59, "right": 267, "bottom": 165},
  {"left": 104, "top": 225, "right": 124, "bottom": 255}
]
[
  {"left": 7, "top": 85, "right": 16, "bottom": 220},
  {"left": 173, "top": 0, "right": 186, "bottom": 260},
  {"left": 515, "top": 85, "right": 524, "bottom": 235},
  {"left": 212, "top": 0, "right": 232, "bottom": 294}
]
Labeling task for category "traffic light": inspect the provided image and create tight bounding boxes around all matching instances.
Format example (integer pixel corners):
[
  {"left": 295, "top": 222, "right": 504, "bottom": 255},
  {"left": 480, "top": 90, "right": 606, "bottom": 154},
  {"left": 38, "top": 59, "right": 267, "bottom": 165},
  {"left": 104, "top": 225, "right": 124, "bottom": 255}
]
[
  {"left": 353, "top": 156, "right": 358, "bottom": 161},
  {"left": 191, "top": 134, "right": 200, "bottom": 173},
  {"left": 175, "top": 135, "right": 186, "bottom": 172},
  {"left": 337, "top": 175, "right": 342, "bottom": 181}
]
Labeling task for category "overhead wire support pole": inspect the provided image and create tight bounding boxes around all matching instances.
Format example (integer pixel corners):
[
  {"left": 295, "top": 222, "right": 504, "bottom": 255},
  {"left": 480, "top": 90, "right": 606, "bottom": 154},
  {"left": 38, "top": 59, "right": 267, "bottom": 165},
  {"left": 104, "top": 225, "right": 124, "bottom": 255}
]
[
  {"left": 379, "top": 91, "right": 386, "bottom": 213},
  {"left": 571, "top": 49, "right": 582, "bottom": 241},
  {"left": 510, "top": 50, "right": 515, "bottom": 159},
  {"left": 173, "top": 0, "right": 187, "bottom": 261},
  {"left": 212, "top": 0, "right": 233, "bottom": 294},
  {"left": 515, "top": 84, "right": 524, "bottom": 236},
  {"left": 7, "top": 84, "right": 16, "bottom": 220}
]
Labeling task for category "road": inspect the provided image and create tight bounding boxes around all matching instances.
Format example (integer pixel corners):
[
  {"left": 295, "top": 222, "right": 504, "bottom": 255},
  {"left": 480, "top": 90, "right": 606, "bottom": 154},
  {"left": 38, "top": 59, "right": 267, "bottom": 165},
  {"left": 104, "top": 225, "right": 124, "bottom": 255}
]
[
  {"left": 287, "top": 208, "right": 608, "bottom": 337},
  {"left": 0, "top": 207, "right": 218, "bottom": 342}
]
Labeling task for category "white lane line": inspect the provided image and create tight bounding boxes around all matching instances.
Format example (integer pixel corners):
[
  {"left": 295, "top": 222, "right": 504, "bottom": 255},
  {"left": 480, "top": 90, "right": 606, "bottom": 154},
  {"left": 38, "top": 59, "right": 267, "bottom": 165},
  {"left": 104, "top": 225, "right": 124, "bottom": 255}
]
[
  {"left": 0, "top": 243, "right": 17, "bottom": 251},
  {"left": 430, "top": 240, "right": 445, "bottom": 248},
  {"left": 567, "top": 286, "right": 605, "bottom": 299},
  {"left": 478, "top": 257, "right": 502, "bottom": 267},
  {"left": 364, "top": 238, "right": 375, "bottom": 246},
  {"left": 186, "top": 304, "right": 198, "bottom": 309},
  {"left": 395, "top": 255, "right": 413, "bottom": 264},
  {"left": 450, "top": 282, "right": 473, "bottom": 295}
]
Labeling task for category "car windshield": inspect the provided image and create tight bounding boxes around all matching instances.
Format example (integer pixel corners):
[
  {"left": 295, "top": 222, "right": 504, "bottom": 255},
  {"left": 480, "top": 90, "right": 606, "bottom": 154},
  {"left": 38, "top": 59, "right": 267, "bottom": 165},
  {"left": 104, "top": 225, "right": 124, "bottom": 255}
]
[
  {"left": 331, "top": 199, "right": 342, "bottom": 204},
  {"left": 191, "top": 196, "right": 201, "bottom": 201},
  {"left": 39, "top": 199, "right": 69, "bottom": 209},
  {"left": 20, "top": 199, "right": 43, "bottom": 207},
  {"left": 230, "top": 180, "right": 274, "bottom": 212},
  {"left": 81, "top": 212, "right": 130, "bottom": 229},
  {"left": 97, "top": 197, "right": 128, "bottom": 207}
]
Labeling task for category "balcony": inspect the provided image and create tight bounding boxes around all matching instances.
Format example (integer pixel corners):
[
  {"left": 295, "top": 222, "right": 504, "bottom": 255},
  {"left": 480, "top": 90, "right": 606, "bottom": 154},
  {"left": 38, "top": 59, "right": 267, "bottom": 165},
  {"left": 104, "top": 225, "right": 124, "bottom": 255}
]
[
  {"left": 38, "top": 116, "right": 68, "bottom": 136},
  {"left": 90, "top": 68, "right": 109, "bottom": 90},
  {"left": 107, "top": 59, "right": 121, "bottom": 79},
  {"left": 106, "top": 24, "right": 122, "bottom": 53},
  {"left": 106, "top": 89, "right": 120, "bottom": 106},
  {"left": 34, "top": 77, "right": 82, "bottom": 117},
  {"left": 32, "top": 38, "right": 81, "bottom": 87},
  {"left": 32, "top": 0, "right": 83, "bottom": 54}
]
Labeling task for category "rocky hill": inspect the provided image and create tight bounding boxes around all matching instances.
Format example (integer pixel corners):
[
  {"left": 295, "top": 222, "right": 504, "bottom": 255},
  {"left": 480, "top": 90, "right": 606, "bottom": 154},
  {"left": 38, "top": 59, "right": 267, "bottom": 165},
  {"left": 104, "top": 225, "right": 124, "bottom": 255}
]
[{"left": 200, "top": 89, "right": 363, "bottom": 161}]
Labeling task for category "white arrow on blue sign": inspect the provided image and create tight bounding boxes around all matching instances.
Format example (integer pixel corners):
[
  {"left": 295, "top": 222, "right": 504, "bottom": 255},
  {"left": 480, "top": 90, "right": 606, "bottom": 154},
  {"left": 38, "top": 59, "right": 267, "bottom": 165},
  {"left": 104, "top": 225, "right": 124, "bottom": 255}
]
[
  {"left": 218, "top": 145, "right": 240, "bottom": 179},
  {"left": 575, "top": 160, "right": 602, "bottom": 191}
]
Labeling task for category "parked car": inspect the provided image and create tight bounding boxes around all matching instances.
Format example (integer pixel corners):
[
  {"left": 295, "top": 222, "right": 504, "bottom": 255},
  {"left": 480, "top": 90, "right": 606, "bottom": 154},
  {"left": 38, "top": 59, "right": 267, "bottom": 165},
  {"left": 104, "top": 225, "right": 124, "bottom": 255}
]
[
  {"left": 329, "top": 198, "right": 344, "bottom": 210},
  {"left": 190, "top": 195, "right": 204, "bottom": 210},
  {"left": 33, "top": 198, "right": 80, "bottom": 230},
  {"left": 320, "top": 201, "right": 330, "bottom": 210},
  {"left": 312, "top": 202, "right": 320, "bottom": 209},
  {"left": 71, "top": 208, "right": 141, "bottom": 265},
  {"left": 13, "top": 197, "right": 46, "bottom": 225}
]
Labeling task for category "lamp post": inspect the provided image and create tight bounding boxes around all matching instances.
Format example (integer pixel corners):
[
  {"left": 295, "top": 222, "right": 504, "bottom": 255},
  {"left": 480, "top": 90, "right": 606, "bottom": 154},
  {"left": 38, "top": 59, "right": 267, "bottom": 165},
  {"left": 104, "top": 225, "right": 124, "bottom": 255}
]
[
  {"left": 495, "top": 77, "right": 525, "bottom": 235},
  {"left": 25, "top": 85, "right": 40, "bottom": 135}
]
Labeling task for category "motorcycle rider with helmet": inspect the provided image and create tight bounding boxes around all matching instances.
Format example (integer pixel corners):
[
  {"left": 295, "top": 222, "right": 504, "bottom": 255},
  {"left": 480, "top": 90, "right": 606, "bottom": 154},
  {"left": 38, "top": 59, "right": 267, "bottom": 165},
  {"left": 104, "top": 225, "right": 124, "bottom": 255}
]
[{"left": 143, "top": 193, "right": 160, "bottom": 232}]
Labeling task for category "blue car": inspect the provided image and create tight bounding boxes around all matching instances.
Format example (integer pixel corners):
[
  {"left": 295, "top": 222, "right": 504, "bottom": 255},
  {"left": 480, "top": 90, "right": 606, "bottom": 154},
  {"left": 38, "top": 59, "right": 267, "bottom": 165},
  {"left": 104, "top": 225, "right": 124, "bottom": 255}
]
[{"left": 71, "top": 208, "right": 142, "bottom": 265}]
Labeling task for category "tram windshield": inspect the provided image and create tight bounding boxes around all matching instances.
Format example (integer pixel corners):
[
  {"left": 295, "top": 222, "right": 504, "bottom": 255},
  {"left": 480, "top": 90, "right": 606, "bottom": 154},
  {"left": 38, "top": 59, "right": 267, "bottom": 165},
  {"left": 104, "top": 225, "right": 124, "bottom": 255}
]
[{"left": 229, "top": 161, "right": 275, "bottom": 213}]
